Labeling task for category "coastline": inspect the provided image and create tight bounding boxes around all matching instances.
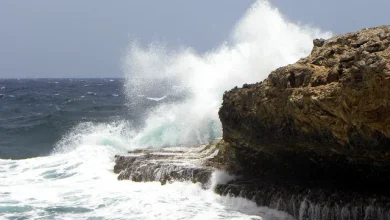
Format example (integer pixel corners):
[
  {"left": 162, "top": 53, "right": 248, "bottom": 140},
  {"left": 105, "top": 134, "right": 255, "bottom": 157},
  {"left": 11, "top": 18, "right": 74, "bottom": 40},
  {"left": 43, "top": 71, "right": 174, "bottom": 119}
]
[{"left": 114, "top": 25, "right": 390, "bottom": 219}]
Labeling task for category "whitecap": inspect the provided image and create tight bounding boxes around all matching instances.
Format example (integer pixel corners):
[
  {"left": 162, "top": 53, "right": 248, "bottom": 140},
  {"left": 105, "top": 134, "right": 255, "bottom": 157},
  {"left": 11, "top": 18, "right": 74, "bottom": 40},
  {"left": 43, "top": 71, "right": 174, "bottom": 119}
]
[
  {"left": 112, "top": 94, "right": 119, "bottom": 97},
  {"left": 1, "top": 87, "right": 5, "bottom": 90},
  {"left": 146, "top": 95, "right": 167, "bottom": 102}
]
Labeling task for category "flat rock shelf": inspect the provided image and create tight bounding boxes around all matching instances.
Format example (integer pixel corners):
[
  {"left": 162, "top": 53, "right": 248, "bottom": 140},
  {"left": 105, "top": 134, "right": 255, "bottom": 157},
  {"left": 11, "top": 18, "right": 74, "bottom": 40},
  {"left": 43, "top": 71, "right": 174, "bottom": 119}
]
[
  {"left": 114, "top": 143, "right": 218, "bottom": 188},
  {"left": 114, "top": 141, "right": 390, "bottom": 220}
]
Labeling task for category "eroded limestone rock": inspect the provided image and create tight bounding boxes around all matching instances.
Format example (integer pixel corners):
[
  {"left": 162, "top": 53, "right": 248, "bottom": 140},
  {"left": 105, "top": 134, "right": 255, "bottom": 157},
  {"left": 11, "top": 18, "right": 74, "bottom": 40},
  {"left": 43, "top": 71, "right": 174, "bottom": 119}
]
[{"left": 218, "top": 26, "right": 390, "bottom": 190}]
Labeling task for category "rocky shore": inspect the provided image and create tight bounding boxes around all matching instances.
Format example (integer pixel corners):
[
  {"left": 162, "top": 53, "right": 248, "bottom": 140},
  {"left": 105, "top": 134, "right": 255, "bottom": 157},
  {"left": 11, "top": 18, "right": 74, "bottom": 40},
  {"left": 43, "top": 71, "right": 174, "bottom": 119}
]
[
  {"left": 114, "top": 141, "right": 390, "bottom": 219},
  {"left": 215, "top": 25, "right": 390, "bottom": 219},
  {"left": 115, "top": 26, "right": 390, "bottom": 219},
  {"left": 218, "top": 25, "right": 390, "bottom": 190}
]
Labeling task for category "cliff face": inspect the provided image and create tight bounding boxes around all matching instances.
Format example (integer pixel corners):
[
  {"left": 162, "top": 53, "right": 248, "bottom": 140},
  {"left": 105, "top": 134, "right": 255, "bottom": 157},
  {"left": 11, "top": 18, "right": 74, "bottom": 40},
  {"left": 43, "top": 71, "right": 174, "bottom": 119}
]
[{"left": 218, "top": 26, "right": 390, "bottom": 189}]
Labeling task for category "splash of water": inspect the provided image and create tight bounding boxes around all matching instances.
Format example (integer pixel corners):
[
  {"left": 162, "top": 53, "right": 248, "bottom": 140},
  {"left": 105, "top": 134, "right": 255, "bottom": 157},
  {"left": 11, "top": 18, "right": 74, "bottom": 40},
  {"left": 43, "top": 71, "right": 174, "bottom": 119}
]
[
  {"left": 1, "top": 1, "right": 334, "bottom": 219},
  {"left": 123, "top": 0, "right": 331, "bottom": 149}
]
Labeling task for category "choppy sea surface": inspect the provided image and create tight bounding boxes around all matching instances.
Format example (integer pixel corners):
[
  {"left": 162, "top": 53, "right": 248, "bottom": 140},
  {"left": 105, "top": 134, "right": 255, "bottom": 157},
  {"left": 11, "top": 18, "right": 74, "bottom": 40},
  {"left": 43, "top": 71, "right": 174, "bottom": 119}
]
[
  {"left": 0, "top": 79, "right": 127, "bottom": 159},
  {"left": 0, "top": 1, "right": 331, "bottom": 219},
  {"left": 0, "top": 79, "right": 291, "bottom": 220}
]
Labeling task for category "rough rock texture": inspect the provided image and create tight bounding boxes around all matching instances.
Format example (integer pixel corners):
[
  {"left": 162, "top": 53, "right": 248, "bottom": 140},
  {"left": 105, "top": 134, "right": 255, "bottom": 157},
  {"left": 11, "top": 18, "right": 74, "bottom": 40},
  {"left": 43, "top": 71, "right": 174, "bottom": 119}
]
[
  {"left": 218, "top": 26, "right": 390, "bottom": 190},
  {"left": 114, "top": 144, "right": 218, "bottom": 188},
  {"left": 216, "top": 179, "right": 390, "bottom": 220},
  {"left": 114, "top": 142, "right": 390, "bottom": 219},
  {"left": 114, "top": 26, "right": 390, "bottom": 220}
]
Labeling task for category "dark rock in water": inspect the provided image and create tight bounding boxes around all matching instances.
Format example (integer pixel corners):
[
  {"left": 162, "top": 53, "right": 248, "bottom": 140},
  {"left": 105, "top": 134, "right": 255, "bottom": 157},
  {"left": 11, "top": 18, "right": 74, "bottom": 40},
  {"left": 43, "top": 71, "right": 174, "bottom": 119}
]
[
  {"left": 217, "top": 26, "right": 390, "bottom": 192},
  {"left": 114, "top": 144, "right": 217, "bottom": 189},
  {"left": 113, "top": 141, "right": 390, "bottom": 219},
  {"left": 216, "top": 178, "right": 390, "bottom": 220}
]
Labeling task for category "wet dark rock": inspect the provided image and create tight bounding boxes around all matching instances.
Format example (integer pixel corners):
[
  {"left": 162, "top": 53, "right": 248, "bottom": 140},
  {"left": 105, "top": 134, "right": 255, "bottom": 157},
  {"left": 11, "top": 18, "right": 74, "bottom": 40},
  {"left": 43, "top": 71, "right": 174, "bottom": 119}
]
[
  {"left": 216, "top": 179, "right": 390, "bottom": 220},
  {"left": 114, "top": 144, "right": 218, "bottom": 188}
]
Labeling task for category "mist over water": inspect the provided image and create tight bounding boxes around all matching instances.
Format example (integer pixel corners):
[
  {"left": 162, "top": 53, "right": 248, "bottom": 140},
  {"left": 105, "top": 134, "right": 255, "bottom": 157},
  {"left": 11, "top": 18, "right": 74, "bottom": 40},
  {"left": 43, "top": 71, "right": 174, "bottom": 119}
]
[{"left": 0, "top": 1, "right": 331, "bottom": 219}]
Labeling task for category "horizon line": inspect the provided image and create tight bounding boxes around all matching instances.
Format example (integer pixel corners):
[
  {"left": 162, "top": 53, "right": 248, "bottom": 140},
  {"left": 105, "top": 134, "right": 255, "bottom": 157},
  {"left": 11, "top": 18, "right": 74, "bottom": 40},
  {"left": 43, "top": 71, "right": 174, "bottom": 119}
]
[{"left": 0, "top": 77, "right": 125, "bottom": 80}]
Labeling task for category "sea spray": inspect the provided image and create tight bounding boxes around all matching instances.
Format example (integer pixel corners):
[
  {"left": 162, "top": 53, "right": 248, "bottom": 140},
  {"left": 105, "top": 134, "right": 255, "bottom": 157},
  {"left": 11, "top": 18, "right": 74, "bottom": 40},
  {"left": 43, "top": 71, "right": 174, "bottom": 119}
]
[
  {"left": 123, "top": 0, "right": 331, "bottom": 149},
  {"left": 1, "top": 1, "right": 332, "bottom": 219}
]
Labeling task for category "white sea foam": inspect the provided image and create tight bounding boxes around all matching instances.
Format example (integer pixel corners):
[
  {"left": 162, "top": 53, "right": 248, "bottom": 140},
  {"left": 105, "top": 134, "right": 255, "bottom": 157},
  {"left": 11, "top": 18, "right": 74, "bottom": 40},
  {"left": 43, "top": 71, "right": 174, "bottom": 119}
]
[
  {"left": 86, "top": 91, "right": 97, "bottom": 96},
  {"left": 146, "top": 95, "right": 167, "bottom": 101},
  {"left": 1, "top": 1, "right": 331, "bottom": 219},
  {"left": 209, "top": 170, "right": 237, "bottom": 191},
  {"left": 0, "top": 121, "right": 293, "bottom": 219}
]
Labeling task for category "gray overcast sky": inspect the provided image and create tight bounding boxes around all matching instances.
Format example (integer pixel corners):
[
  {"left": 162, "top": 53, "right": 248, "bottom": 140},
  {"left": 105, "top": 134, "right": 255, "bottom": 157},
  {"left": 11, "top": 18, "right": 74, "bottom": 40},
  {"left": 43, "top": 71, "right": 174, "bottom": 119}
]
[{"left": 0, "top": 0, "right": 389, "bottom": 78}]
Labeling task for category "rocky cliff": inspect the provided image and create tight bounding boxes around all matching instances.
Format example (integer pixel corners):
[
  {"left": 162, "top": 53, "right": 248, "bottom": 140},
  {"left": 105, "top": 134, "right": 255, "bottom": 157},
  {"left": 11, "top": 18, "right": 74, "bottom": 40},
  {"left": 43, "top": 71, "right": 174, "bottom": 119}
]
[
  {"left": 218, "top": 25, "right": 390, "bottom": 191},
  {"left": 114, "top": 26, "right": 390, "bottom": 219}
]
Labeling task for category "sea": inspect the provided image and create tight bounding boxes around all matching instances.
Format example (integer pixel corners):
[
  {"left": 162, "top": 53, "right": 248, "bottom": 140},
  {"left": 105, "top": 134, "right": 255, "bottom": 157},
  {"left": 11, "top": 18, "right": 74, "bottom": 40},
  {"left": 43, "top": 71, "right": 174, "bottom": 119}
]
[{"left": 0, "top": 1, "right": 331, "bottom": 219}]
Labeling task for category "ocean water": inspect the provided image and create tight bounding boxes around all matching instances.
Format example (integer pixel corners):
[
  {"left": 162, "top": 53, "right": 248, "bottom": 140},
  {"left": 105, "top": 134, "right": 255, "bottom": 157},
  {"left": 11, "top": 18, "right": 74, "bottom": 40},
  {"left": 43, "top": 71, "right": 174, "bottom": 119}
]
[{"left": 0, "top": 1, "right": 331, "bottom": 219}]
